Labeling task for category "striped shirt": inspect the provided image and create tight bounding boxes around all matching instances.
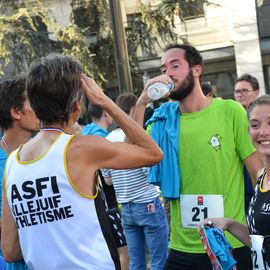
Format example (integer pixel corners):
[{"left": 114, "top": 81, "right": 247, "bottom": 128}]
[{"left": 101, "top": 129, "right": 158, "bottom": 203}]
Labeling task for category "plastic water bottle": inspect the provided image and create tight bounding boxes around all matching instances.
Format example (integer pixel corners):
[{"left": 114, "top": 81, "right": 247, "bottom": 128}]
[{"left": 147, "top": 82, "right": 174, "bottom": 100}]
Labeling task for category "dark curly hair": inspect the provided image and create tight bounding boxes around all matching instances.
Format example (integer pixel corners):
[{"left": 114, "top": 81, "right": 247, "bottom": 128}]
[
  {"left": 0, "top": 77, "right": 26, "bottom": 130},
  {"left": 163, "top": 43, "right": 203, "bottom": 68}
]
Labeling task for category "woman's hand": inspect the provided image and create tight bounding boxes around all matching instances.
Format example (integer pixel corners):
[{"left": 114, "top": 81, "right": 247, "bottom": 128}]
[
  {"left": 199, "top": 217, "right": 233, "bottom": 231},
  {"left": 81, "top": 74, "right": 106, "bottom": 105},
  {"left": 198, "top": 217, "right": 251, "bottom": 247}
]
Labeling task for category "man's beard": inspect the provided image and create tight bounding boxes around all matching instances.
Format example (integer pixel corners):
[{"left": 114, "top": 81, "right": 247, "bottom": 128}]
[{"left": 169, "top": 69, "right": 195, "bottom": 101}]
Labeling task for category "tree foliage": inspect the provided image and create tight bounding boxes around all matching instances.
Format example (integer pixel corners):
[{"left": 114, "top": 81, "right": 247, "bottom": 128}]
[
  {"left": 0, "top": 1, "right": 57, "bottom": 75},
  {"left": 0, "top": 0, "right": 100, "bottom": 81},
  {"left": 70, "top": 0, "right": 116, "bottom": 85},
  {"left": 0, "top": 0, "right": 214, "bottom": 92}
]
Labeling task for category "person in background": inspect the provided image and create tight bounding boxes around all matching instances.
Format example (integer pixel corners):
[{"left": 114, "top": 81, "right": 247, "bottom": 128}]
[
  {"left": 202, "top": 95, "right": 270, "bottom": 270},
  {"left": 81, "top": 104, "right": 113, "bottom": 136},
  {"left": 234, "top": 73, "right": 260, "bottom": 110},
  {"left": 81, "top": 103, "right": 129, "bottom": 270},
  {"left": 201, "top": 81, "right": 215, "bottom": 97},
  {"left": 102, "top": 92, "right": 169, "bottom": 270},
  {"left": 234, "top": 74, "right": 260, "bottom": 214},
  {"left": 133, "top": 43, "right": 263, "bottom": 270},
  {"left": 1, "top": 54, "right": 163, "bottom": 270},
  {"left": 0, "top": 77, "right": 40, "bottom": 270}
]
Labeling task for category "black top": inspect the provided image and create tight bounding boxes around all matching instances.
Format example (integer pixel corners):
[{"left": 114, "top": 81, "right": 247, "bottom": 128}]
[
  {"left": 94, "top": 191, "right": 120, "bottom": 270},
  {"left": 247, "top": 170, "right": 270, "bottom": 266},
  {"left": 98, "top": 170, "right": 118, "bottom": 210}
]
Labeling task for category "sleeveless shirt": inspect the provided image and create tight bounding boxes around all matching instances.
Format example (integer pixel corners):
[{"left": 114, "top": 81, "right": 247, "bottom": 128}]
[
  {"left": 4, "top": 133, "right": 116, "bottom": 269},
  {"left": 247, "top": 170, "right": 270, "bottom": 267}
]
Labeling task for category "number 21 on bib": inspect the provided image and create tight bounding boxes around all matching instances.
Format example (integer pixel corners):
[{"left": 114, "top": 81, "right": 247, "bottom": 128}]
[{"left": 180, "top": 195, "right": 224, "bottom": 228}]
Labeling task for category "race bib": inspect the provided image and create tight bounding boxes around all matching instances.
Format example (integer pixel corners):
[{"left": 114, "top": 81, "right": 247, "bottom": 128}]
[
  {"left": 250, "top": 235, "right": 268, "bottom": 270},
  {"left": 180, "top": 195, "right": 224, "bottom": 228}
]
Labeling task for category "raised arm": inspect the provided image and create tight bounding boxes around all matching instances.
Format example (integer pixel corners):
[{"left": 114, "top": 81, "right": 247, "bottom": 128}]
[
  {"left": 81, "top": 74, "right": 163, "bottom": 168},
  {"left": 132, "top": 75, "right": 172, "bottom": 127}
]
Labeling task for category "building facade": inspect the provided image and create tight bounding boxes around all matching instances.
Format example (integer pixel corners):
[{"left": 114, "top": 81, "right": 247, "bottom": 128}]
[
  {"left": 48, "top": 0, "right": 270, "bottom": 98},
  {"left": 122, "top": 0, "right": 270, "bottom": 98}
]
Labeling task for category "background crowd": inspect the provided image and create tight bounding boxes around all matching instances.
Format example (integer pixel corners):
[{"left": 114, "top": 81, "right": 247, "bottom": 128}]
[{"left": 0, "top": 43, "right": 269, "bottom": 270}]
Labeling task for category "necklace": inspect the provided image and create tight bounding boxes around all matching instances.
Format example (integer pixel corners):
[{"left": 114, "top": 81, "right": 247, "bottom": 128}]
[
  {"left": 40, "top": 127, "right": 65, "bottom": 133},
  {"left": 1, "top": 137, "right": 9, "bottom": 152}
]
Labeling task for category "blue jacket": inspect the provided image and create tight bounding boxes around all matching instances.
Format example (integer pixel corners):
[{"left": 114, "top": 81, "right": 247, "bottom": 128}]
[
  {"left": 0, "top": 147, "right": 29, "bottom": 270},
  {"left": 146, "top": 102, "right": 181, "bottom": 200}
]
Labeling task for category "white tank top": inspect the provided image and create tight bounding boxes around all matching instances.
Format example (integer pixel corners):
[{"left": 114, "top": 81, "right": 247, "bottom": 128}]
[{"left": 4, "top": 133, "right": 115, "bottom": 270}]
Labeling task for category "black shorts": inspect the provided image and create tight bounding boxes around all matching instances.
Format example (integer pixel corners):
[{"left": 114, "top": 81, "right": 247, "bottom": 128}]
[
  {"left": 164, "top": 246, "right": 252, "bottom": 270},
  {"left": 108, "top": 208, "right": 127, "bottom": 248}
]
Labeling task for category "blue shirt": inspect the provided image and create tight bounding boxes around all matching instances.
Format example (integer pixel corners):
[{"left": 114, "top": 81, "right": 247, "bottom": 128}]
[
  {"left": 81, "top": 123, "right": 109, "bottom": 137},
  {"left": 0, "top": 147, "right": 7, "bottom": 216},
  {"left": 0, "top": 146, "right": 29, "bottom": 270}
]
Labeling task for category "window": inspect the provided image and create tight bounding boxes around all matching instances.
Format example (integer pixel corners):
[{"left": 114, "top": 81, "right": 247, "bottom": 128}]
[
  {"left": 257, "top": 0, "right": 270, "bottom": 38},
  {"left": 202, "top": 71, "right": 237, "bottom": 99},
  {"left": 180, "top": 0, "right": 204, "bottom": 20}
]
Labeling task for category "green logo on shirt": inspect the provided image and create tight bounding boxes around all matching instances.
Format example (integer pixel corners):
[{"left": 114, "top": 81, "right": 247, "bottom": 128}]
[{"left": 209, "top": 134, "right": 222, "bottom": 151}]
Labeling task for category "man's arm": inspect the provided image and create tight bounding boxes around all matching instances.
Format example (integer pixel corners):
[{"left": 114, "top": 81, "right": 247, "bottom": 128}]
[
  {"left": 244, "top": 151, "right": 263, "bottom": 186},
  {"left": 132, "top": 74, "right": 173, "bottom": 127},
  {"left": 1, "top": 189, "right": 23, "bottom": 262}
]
